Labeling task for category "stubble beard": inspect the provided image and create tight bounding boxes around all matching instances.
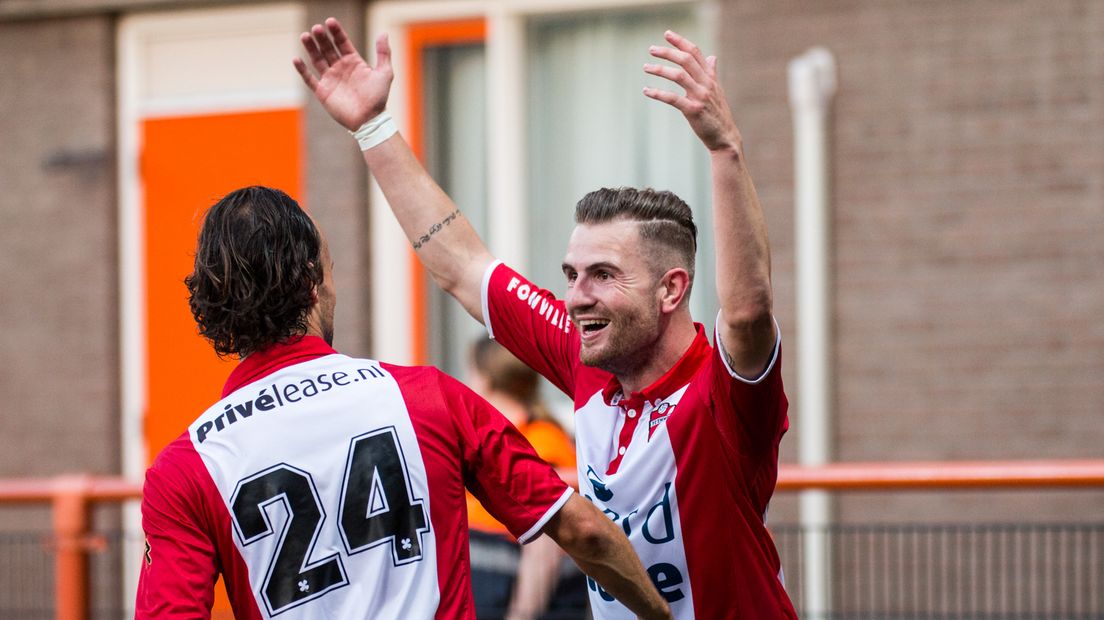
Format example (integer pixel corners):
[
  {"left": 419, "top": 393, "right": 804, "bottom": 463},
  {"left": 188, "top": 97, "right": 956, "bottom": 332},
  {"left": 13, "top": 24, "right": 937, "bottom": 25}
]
[
  {"left": 578, "top": 305, "right": 660, "bottom": 378},
  {"left": 320, "top": 299, "right": 336, "bottom": 347}
]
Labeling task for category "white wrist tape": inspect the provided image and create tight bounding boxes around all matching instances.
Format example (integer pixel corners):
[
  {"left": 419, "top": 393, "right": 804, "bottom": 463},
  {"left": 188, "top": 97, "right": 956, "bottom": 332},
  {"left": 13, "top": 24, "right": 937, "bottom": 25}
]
[{"left": 350, "top": 112, "right": 398, "bottom": 151}]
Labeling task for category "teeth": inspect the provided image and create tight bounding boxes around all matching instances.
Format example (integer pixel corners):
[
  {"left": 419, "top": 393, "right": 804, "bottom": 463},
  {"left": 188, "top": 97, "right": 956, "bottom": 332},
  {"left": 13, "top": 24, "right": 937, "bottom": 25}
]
[{"left": 579, "top": 319, "right": 610, "bottom": 332}]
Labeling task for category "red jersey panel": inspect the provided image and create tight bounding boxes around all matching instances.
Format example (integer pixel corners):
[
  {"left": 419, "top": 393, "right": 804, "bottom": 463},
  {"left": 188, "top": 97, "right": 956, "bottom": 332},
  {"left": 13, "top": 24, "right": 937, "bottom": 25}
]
[
  {"left": 136, "top": 336, "right": 571, "bottom": 619},
  {"left": 482, "top": 261, "right": 796, "bottom": 619}
]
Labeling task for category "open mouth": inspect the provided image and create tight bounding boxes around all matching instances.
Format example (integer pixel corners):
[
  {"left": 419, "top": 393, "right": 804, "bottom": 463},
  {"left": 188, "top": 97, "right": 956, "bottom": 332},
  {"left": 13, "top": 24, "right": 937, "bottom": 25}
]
[{"left": 578, "top": 319, "right": 610, "bottom": 337}]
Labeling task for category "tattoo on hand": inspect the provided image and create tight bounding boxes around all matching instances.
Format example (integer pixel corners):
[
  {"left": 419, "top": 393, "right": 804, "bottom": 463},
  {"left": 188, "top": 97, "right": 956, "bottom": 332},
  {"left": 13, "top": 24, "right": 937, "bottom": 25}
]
[{"left": 412, "top": 209, "right": 461, "bottom": 250}]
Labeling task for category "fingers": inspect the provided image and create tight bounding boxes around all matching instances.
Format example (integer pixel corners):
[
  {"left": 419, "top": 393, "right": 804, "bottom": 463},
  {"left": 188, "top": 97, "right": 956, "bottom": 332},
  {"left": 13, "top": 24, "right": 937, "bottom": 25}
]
[
  {"left": 291, "top": 57, "right": 320, "bottom": 92},
  {"left": 642, "top": 85, "right": 694, "bottom": 115},
  {"left": 665, "top": 31, "right": 706, "bottom": 63},
  {"left": 300, "top": 31, "right": 330, "bottom": 74},
  {"left": 311, "top": 24, "right": 341, "bottom": 66},
  {"left": 649, "top": 30, "right": 711, "bottom": 88},
  {"left": 649, "top": 44, "right": 708, "bottom": 86},
  {"left": 326, "top": 18, "right": 358, "bottom": 56},
  {"left": 300, "top": 18, "right": 356, "bottom": 74},
  {"left": 375, "top": 33, "right": 392, "bottom": 73},
  {"left": 643, "top": 62, "right": 697, "bottom": 94}
]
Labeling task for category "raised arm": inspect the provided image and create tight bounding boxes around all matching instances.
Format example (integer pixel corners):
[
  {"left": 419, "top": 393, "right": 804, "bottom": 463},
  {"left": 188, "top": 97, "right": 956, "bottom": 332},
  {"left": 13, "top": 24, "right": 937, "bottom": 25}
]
[
  {"left": 294, "top": 18, "right": 492, "bottom": 321},
  {"left": 644, "top": 32, "right": 777, "bottom": 378}
]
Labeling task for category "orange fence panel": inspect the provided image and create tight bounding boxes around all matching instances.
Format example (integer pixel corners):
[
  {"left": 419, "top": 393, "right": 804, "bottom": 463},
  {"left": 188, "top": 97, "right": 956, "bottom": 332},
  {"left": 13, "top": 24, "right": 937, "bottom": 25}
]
[{"left": 3, "top": 459, "right": 1104, "bottom": 619}]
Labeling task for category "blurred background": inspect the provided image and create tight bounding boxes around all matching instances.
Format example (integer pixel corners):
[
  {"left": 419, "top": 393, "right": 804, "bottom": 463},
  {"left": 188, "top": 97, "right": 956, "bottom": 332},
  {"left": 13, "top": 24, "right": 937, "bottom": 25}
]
[{"left": 1, "top": 0, "right": 1102, "bottom": 618}]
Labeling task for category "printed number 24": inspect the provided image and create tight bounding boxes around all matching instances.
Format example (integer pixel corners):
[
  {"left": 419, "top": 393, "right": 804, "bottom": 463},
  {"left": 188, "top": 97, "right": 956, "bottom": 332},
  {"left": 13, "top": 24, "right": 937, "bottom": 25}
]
[{"left": 230, "top": 427, "right": 429, "bottom": 615}]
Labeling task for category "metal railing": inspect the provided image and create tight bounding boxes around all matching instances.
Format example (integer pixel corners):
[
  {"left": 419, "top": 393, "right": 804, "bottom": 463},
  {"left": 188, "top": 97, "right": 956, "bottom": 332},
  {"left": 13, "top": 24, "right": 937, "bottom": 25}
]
[
  {"left": 2, "top": 461, "right": 1103, "bottom": 619},
  {"left": 773, "top": 522, "right": 1104, "bottom": 620}
]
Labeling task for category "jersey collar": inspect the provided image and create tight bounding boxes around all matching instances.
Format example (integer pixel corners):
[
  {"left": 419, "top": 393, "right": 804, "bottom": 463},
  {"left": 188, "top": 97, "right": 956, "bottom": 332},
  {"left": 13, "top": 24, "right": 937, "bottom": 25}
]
[
  {"left": 222, "top": 336, "right": 337, "bottom": 397},
  {"left": 601, "top": 323, "right": 711, "bottom": 409}
]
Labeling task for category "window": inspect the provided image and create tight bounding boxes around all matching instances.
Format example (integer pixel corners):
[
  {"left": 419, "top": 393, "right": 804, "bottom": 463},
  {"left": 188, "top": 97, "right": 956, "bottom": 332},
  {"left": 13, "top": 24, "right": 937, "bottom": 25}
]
[{"left": 370, "top": 1, "right": 712, "bottom": 384}]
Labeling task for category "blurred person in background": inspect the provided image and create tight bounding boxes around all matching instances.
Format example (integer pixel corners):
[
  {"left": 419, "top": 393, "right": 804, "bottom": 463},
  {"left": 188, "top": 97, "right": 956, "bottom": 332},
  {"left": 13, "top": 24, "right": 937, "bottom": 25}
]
[
  {"left": 134, "top": 186, "right": 670, "bottom": 619},
  {"left": 466, "top": 338, "right": 586, "bottom": 619},
  {"left": 297, "top": 16, "right": 794, "bottom": 619}
]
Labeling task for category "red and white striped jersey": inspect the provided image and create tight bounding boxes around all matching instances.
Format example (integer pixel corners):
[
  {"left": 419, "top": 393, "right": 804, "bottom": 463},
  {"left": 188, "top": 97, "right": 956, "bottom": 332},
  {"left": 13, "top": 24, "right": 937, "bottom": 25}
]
[
  {"left": 481, "top": 261, "right": 796, "bottom": 619},
  {"left": 136, "top": 336, "right": 571, "bottom": 619}
]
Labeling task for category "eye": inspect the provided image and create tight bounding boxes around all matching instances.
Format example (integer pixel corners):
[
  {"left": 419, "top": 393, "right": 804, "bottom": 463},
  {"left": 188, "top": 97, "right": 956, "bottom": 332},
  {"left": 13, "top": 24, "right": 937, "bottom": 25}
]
[
  {"left": 595, "top": 270, "right": 611, "bottom": 281},
  {"left": 565, "top": 270, "right": 578, "bottom": 285}
]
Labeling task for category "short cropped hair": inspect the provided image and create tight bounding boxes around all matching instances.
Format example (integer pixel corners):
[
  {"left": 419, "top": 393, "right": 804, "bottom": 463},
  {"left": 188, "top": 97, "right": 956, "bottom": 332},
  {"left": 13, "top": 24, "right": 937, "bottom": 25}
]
[
  {"left": 574, "top": 187, "right": 697, "bottom": 284},
  {"left": 185, "top": 186, "right": 323, "bottom": 358}
]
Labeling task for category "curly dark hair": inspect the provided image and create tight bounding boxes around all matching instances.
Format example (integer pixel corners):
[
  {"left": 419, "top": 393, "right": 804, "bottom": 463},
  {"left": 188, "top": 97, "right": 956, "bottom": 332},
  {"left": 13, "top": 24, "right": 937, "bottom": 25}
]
[{"left": 185, "top": 186, "right": 324, "bottom": 358}]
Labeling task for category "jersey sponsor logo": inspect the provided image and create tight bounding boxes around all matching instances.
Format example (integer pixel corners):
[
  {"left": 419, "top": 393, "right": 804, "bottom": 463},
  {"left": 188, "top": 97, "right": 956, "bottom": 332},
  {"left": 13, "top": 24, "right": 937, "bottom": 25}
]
[
  {"left": 586, "top": 466, "right": 613, "bottom": 502},
  {"left": 647, "top": 402, "right": 675, "bottom": 440},
  {"left": 195, "top": 365, "right": 386, "bottom": 444},
  {"left": 583, "top": 481, "right": 686, "bottom": 607},
  {"left": 504, "top": 276, "right": 572, "bottom": 334}
]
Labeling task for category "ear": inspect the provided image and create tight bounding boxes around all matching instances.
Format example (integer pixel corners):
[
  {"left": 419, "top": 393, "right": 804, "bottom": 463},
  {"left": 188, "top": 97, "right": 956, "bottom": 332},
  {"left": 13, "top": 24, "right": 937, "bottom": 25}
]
[
  {"left": 308, "top": 280, "right": 320, "bottom": 306},
  {"left": 307, "top": 263, "right": 320, "bottom": 304},
  {"left": 657, "top": 268, "right": 691, "bottom": 314}
]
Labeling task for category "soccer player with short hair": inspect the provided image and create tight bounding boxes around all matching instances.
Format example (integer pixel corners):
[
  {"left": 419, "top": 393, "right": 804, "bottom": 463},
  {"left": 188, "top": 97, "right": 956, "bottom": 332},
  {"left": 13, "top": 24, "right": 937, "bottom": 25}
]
[
  {"left": 135, "top": 186, "right": 671, "bottom": 619},
  {"left": 297, "top": 17, "right": 796, "bottom": 618}
]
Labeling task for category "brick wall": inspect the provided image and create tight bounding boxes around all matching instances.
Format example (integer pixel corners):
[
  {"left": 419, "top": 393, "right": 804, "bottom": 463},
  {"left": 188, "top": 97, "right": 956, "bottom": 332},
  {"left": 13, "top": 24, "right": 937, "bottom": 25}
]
[
  {"left": 719, "top": 0, "right": 1104, "bottom": 521},
  {"left": 0, "top": 15, "right": 119, "bottom": 478},
  {"left": 304, "top": 0, "right": 374, "bottom": 359}
]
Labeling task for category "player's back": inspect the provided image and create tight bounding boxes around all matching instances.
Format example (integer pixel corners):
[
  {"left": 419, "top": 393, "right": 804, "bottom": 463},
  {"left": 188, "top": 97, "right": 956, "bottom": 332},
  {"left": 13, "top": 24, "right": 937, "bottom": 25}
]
[{"left": 140, "top": 340, "right": 474, "bottom": 619}]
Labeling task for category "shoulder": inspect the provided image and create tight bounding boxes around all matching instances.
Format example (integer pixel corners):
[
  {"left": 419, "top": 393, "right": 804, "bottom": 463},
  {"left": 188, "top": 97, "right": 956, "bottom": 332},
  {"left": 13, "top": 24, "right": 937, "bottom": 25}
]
[
  {"left": 380, "top": 362, "right": 471, "bottom": 400},
  {"left": 147, "top": 432, "right": 204, "bottom": 485},
  {"left": 143, "top": 432, "right": 211, "bottom": 518}
]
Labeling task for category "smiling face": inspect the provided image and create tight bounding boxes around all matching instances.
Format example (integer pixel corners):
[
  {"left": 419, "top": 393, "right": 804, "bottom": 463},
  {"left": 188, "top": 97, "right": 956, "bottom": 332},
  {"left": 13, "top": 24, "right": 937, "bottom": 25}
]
[{"left": 562, "top": 220, "right": 664, "bottom": 376}]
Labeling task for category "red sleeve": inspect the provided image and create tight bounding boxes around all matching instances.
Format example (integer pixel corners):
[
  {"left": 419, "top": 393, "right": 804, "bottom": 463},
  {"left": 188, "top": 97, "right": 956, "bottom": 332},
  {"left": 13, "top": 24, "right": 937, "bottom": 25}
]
[
  {"left": 439, "top": 370, "right": 573, "bottom": 543},
  {"left": 481, "top": 261, "right": 579, "bottom": 396},
  {"left": 710, "top": 324, "right": 790, "bottom": 513},
  {"left": 135, "top": 440, "right": 218, "bottom": 619}
]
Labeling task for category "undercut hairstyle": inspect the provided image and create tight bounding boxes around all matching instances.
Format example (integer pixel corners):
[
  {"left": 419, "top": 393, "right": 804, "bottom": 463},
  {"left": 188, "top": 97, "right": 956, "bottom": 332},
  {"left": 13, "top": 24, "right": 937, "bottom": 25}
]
[
  {"left": 185, "top": 186, "right": 324, "bottom": 358},
  {"left": 574, "top": 187, "right": 698, "bottom": 285}
]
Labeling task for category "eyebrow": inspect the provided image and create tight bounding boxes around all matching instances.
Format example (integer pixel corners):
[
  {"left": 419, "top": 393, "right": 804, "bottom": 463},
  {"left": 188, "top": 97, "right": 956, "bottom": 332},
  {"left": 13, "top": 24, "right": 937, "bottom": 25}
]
[{"left": 561, "top": 261, "right": 622, "bottom": 275}]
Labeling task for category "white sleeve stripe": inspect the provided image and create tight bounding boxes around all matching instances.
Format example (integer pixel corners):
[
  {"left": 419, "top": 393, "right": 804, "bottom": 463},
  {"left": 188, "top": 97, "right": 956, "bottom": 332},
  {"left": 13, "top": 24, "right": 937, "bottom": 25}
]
[
  {"left": 715, "top": 311, "right": 781, "bottom": 385},
  {"left": 517, "top": 487, "right": 574, "bottom": 544},
  {"left": 481, "top": 259, "right": 503, "bottom": 340}
]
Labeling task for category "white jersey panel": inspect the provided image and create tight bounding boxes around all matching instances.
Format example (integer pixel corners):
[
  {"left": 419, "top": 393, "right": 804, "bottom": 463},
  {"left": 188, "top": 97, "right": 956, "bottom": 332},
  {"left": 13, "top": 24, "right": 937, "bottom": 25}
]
[
  {"left": 189, "top": 354, "right": 438, "bottom": 619},
  {"left": 574, "top": 387, "right": 696, "bottom": 619}
]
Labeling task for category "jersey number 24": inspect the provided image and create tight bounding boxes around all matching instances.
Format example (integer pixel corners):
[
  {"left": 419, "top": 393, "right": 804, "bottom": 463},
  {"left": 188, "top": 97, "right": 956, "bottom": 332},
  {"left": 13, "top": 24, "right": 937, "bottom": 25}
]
[{"left": 230, "top": 426, "right": 429, "bottom": 615}]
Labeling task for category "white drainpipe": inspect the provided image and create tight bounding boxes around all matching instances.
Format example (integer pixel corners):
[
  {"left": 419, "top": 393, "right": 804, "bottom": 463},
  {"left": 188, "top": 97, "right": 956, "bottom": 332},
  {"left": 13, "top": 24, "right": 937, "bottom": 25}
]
[{"left": 787, "top": 47, "right": 837, "bottom": 620}]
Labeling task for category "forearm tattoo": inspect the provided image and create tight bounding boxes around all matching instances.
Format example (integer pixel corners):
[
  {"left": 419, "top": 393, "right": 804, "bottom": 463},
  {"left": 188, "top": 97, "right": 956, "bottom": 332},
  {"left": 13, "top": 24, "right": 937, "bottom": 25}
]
[
  {"left": 720, "top": 341, "right": 741, "bottom": 374},
  {"left": 412, "top": 209, "right": 462, "bottom": 250}
]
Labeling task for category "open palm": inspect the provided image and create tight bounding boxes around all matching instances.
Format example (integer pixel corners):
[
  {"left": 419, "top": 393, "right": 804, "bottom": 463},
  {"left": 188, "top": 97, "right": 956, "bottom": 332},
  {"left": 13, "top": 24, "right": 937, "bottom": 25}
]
[{"left": 294, "top": 18, "right": 393, "bottom": 131}]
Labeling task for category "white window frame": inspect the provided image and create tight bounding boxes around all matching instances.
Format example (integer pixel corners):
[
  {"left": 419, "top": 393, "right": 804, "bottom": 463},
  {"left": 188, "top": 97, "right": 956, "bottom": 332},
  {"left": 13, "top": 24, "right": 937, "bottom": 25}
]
[{"left": 367, "top": 0, "right": 702, "bottom": 364}]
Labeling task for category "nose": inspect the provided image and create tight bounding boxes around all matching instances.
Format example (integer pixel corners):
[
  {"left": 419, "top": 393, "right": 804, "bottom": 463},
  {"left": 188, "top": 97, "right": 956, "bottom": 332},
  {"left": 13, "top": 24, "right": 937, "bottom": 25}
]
[{"left": 565, "top": 275, "right": 595, "bottom": 315}]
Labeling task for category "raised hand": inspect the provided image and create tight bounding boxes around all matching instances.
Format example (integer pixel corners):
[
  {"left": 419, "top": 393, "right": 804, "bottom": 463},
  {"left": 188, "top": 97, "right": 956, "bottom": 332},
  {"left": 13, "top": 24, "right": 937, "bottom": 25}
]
[
  {"left": 643, "top": 31, "right": 741, "bottom": 154},
  {"left": 293, "top": 18, "right": 393, "bottom": 131}
]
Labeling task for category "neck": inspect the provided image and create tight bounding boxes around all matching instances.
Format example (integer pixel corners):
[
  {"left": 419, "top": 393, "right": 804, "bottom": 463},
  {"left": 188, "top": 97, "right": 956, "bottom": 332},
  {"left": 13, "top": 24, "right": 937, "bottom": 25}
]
[
  {"left": 305, "top": 304, "right": 329, "bottom": 344},
  {"left": 616, "top": 311, "right": 697, "bottom": 394}
]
